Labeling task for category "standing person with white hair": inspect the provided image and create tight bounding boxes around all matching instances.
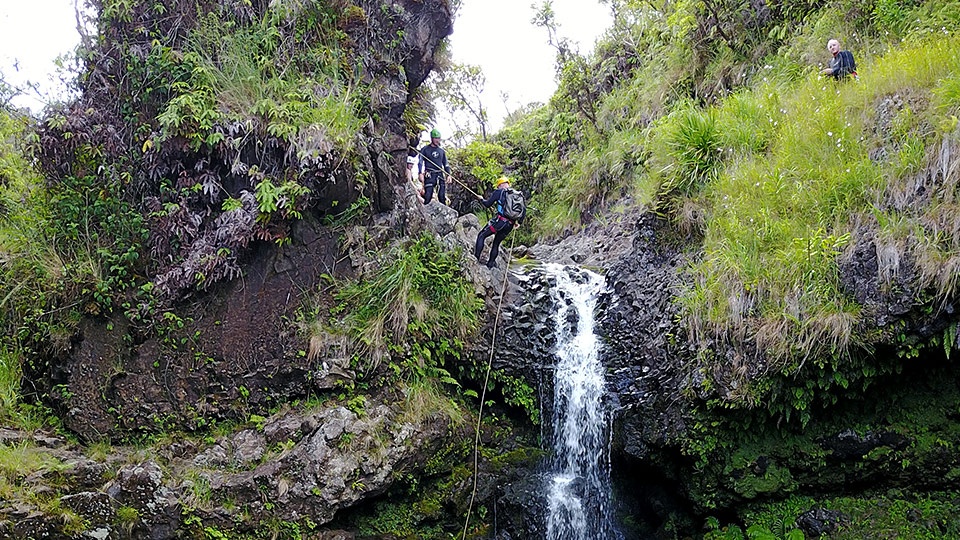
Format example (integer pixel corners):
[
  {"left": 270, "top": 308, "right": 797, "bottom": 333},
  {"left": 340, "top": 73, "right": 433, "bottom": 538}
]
[{"left": 821, "top": 39, "right": 857, "bottom": 81}]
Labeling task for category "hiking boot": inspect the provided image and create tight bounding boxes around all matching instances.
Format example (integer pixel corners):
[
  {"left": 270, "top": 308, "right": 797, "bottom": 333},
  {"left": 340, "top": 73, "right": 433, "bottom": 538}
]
[{"left": 486, "top": 260, "right": 497, "bottom": 269}]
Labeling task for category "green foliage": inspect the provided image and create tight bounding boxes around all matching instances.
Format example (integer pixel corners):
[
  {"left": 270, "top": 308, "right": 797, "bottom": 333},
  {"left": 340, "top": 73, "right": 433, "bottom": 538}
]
[
  {"left": 323, "top": 196, "right": 372, "bottom": 227},
  {"left": 683, "top": 357, "right": 960, "bottom": 520},
  {"left": 0, "top": 348, "right": 21, "bottom": 422},
  {"left": 450, "top": 140, "right": 508, "bottom": 193},
  {"left": 155, "top": 7, "right": 365, "bottom": 155},
  {"left": 708, "top": 492, "right": 960, "bottom": 540},
  {"left": 155, "top": 54, "right": 220, "bottom": 151},
  {"left": 353, "top": 497, "right": 447, "bottom": 538},
  {"left": 0, "top": 110, "right": 146, "bottom": 427},
  {"left": 253, "top": 175, "right": 311, "bottom": 224},
  {"left": 455, "top": 360, "right": 541, "bottom": 424},
  {"left": 0, "top": 347, "right": 54, "bottom": 430},
  {"left": 329, "top": 234, "right": 483, "bottom": 382},
  {"left": 341, "top": 435, "right": 514, "bottom": 539}
]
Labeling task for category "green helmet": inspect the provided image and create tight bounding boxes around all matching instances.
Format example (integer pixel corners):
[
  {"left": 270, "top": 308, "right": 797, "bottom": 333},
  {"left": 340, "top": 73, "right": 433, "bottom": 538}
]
[{"left": 430, "top": 129, "right": 441, "bottom": 139}]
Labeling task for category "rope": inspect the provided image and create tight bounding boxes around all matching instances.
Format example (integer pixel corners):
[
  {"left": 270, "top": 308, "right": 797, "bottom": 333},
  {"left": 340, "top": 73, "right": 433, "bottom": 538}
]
[
  {"left": 461, "top": 232, "right": 518, "bottom": 539},
  {"left": 408, "top": 142, "right": 520, "bottom": 535}
]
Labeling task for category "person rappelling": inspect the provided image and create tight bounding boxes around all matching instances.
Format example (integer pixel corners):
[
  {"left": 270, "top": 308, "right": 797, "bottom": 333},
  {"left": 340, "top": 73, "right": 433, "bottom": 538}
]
[
  {"left": 474, "top": 176, "right": 525, "bottom": 269},
  {"left": 417, "top": 129, "right": 452, "bottom": 205}
]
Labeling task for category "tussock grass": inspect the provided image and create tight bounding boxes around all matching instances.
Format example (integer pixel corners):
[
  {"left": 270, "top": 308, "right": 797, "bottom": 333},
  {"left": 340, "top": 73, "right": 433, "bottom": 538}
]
[
  {"left": 398, "top": 379, "right": 466, "bottom": 426},
  {"left": 327, "top": 235, "right": 482, "bottom": 381},
  {"left": 677, "top": 32, "right": 960, "bottom": 376}
]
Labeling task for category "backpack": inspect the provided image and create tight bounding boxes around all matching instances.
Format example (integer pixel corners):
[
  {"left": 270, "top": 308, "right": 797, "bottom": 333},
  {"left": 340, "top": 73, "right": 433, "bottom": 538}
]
[{"left": 498, "top": 188, "right": 525, "bottom": 221}]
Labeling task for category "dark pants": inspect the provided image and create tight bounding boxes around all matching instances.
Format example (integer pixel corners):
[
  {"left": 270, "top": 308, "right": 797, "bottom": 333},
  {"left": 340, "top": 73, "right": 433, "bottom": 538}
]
[
  {"left": 475, "top": 217, "right": 514, "bottom": 268},
  {"left": 422, "top": 172, "right": 446, "bottom": 204}
]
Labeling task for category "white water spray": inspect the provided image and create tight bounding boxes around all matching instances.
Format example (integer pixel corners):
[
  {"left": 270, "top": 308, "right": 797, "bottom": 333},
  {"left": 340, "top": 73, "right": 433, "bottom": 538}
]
[{"left": 544, "top": 264, "right": 619, "bottom": 540}]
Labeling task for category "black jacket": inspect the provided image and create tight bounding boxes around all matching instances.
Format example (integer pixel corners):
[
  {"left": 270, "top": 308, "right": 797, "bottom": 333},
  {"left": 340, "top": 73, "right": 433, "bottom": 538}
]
[
  {"left": 418, "top": 144, "right": 450, "bottom": 177},
  {"left": 829, "top": 50, "right": 856, "bottom": 80}
]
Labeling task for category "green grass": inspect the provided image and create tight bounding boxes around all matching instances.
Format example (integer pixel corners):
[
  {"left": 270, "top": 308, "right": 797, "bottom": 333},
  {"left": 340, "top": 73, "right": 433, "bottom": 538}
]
[
  {"left": 0, "top": 111, "right": 82, "bottom": 430},
  {"left": 0, "top": 440, "right": 84, "bottom": 533},
  {"left": 676, "top": 33, "right": 960, "bottom": 379},
  {"left": 325, "top": 234, "right": 483, "bottom": 382},
  {"left": 174, "top": 7, "right": 366, "bottom": 155},
  {"left": 0, "top": 347, "right": 21, "bottom": 421}
]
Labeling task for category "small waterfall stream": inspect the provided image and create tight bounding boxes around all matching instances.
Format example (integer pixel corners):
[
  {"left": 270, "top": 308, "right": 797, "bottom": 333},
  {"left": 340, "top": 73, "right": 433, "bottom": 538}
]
[{"left": 544, "top": 264, "right": 620, "bottom": 540}]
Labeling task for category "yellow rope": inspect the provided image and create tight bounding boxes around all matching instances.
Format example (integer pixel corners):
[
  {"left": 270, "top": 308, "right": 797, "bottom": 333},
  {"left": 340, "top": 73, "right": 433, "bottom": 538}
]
[{"left": 461, "top": 232, "right": 518, "bottom": 539}]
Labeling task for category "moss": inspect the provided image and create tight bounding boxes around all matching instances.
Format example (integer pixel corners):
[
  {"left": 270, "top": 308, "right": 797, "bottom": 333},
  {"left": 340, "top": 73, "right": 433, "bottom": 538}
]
[
  {"left": 681, "top": 357, "right": 960, "bottom": 513},
  {"left": 734, "top": 463, "right": 796, "bottom": 499},
  {"left": 489, "top": 446, "right": 547, "bottom": 472},
  {"left": 708, "top": 491, "right": 960, "bottom": 538}
]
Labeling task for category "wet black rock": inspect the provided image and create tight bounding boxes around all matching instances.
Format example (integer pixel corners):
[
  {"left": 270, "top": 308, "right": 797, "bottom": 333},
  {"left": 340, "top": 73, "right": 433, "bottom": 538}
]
[
  {"left": 796, "top": 507, "right": 847, "bottom": 536},
  {"left": 819, "top": 428, "right": 909, "bottom": 461}
]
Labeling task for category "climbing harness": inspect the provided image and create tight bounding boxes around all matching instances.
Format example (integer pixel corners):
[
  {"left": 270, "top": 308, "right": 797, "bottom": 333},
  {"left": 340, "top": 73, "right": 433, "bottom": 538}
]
[
  {"left": 409, "top": 146, "right": 484, "bottom": 200},
  {"left": 461, "top": 233, "right": 518, "bottom": 539}
]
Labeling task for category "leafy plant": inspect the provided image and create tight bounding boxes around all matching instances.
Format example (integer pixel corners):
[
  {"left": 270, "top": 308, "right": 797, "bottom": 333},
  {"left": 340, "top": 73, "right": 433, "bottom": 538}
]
[{"left": 328, "top": 235, "right": 483, "bottom": 385}]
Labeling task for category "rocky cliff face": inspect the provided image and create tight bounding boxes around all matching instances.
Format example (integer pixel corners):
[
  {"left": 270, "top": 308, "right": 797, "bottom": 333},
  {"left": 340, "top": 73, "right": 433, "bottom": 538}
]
[
  {"left": 0, "top": 393, "right": 466, "bottom": 539},
  {"left": 490, "top": 192, "right": 960, "bottom": 536},
  {"left": 40, "top": 0, "right": 455, "bottom": 442},
  {"left": 3, "top": 1, "right": 530, "bottom": 538}
]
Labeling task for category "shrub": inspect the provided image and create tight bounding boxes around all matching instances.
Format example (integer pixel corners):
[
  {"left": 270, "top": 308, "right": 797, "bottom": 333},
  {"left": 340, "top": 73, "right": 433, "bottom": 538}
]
[{"left": 329, "top": 235, "right": 483, "bottom": 382}]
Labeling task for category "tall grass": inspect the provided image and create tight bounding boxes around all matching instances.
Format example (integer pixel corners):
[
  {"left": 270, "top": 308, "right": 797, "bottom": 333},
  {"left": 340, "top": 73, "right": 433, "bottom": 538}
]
[
  {"left": 327, "top": 235, "right": 482, "bottom": 381},
  {"left": 677, "top": 33, "right": 960, "bottom": 374},
  {"left": 0, "top": 113, "right": 64, "bottom": 424},
  {"left": 0, "top": 347, "right": 21, "bottom": 422},
  {"left": 175, "top": 7, "right": 365, "bottom": 153}
]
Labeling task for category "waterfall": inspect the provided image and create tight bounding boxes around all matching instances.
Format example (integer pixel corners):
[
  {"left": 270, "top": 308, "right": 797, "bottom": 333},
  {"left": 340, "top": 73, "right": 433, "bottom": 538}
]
[{"left": 544, "top": 264, "right": 619, "bottom": 540}]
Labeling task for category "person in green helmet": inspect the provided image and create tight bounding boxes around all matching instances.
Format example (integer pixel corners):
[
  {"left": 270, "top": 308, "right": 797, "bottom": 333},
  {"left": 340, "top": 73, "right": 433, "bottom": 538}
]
[{"left": 417, "top": 129, "right": 451, "bottom": 205}]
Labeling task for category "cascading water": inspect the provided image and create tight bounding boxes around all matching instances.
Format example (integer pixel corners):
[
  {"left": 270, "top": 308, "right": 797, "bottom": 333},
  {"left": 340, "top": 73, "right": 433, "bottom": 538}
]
[{"left": 544, "top": 263, "right": 620, "bottom": 540}]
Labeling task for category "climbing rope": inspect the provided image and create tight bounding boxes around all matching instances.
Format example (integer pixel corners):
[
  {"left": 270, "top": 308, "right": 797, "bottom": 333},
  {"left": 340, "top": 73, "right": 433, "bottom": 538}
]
[
  {"left": 405, "top": 142, "right": 518, "bottom": 535},
  {"left": 461, "top": 233, "right": 518, "bottom": 539}
]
